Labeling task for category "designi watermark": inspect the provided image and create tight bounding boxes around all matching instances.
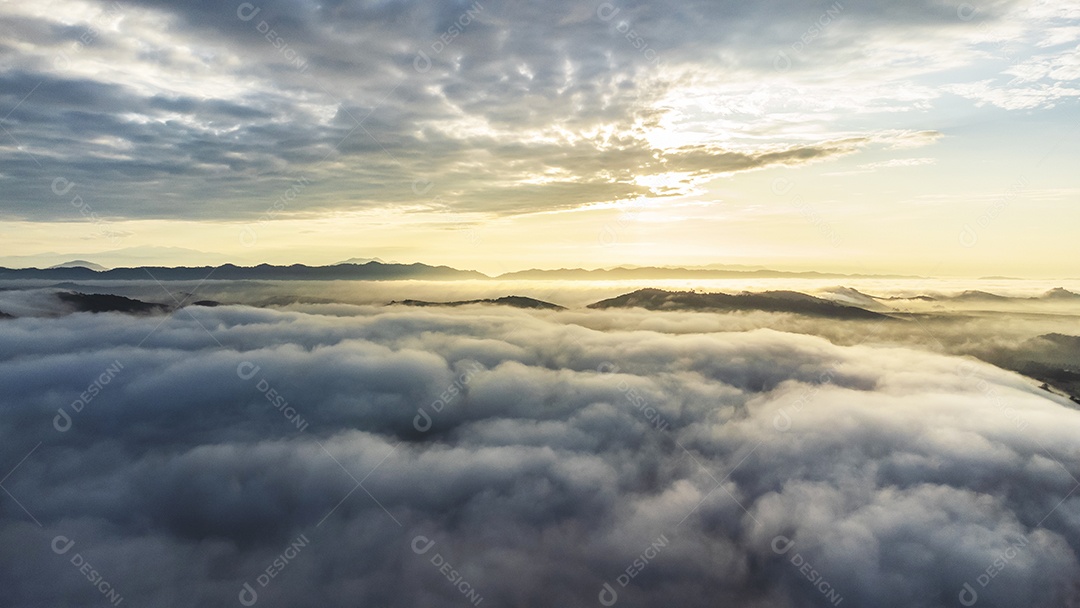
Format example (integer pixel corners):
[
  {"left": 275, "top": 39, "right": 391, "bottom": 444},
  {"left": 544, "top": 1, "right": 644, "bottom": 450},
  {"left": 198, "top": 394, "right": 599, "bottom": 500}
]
[
  {"left": 598, "top": 362, "right": 671, "bottom": 432},
  {"left": 237, "top": 3, "right": 309, "bottom": 72},
  {"left": 53, "top": 360, "right": 125, "bottom": 432},
  {"left": 237, "top": 362, "right": 310, "bottom": 432},
  {"left": 411, "top": 535, "right": 484, "bottom": 605},
  {"left": 238, "top": 533, "right": 310, "bottom": 606},
  {"left": 958, "top": 534, "right": 1030, "bottom": 606},
  {"left": 598, "top": 534, "right": 669, "bottom": 606},
  {"left": 52, "top": 535, "right": 124, "bottom": 606},
  {"left": 771, "top": 535, "right": 844, "bottom": 606},
  {"left": 413, "top": 2, "right": 484, "bottom": 73},
  {"left": 413, "top": 362, "right": 484, "bottom": 433}
]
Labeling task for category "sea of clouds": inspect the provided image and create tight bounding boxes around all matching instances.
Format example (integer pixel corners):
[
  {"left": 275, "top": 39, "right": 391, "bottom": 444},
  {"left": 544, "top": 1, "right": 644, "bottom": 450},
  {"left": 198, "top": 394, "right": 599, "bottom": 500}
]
[{"left": 1, "top": 303, "right": 1079, "bottom": 607}]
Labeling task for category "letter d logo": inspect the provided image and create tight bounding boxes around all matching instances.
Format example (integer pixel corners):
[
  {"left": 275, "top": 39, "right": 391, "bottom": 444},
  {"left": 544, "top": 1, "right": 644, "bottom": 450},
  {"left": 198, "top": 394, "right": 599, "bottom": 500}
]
[
  {"left": 51, "top": 535, "right": 75, "bottom": 555},
  {"left": 413, "top": 409, "right": 432, "bottom": 432},
  {"left": 239, "top": 582, "right": 258, "bottom": 606},
  {"left": 773, "top": 409, "right": 792, "bottom": 432},
  {"left": 771, "top": 535, "right": 794, "bottom": 555},
  {"left": 598, "top": 582, "right": 618, "bottom": 606},
  {"left": 237, "top": 3, "right": 261, "bottom": 21},
  {"left": 51, "top": 177, "right": 75, "bottom": 196},
  {"left": 774, "top": 51, "right": 791, "bottom": 72},
  {"left": 237, "top": 361, "right": 261, "bottom": 380},
  {"left": 411, "top": 535, "right": 435, "bottom": 555},
  {"left": 414, "top": 51, "right": 431, "bottom": 73},
  {"left": 53, "top": 409, "right": 72, "bottom": 432},
  {"left": 958, "top": 582, "right": 978, "bottom": 606}
]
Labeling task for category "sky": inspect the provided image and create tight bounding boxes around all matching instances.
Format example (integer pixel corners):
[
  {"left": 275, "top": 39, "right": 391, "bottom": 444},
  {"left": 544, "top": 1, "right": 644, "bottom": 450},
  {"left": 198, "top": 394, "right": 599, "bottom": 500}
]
[{"left": 1, "top": 0, "right": 1079, "bottom": 276}]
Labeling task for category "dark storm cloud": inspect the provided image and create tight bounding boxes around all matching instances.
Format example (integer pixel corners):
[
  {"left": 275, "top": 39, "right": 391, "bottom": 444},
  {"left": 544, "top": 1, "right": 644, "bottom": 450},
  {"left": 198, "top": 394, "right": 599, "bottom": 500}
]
[
  {"left": 0, "top": 0, "right": 983, "bottom": 220},
  {"left": 0, "top": 303, "right": 1078, "bottom": 607}
]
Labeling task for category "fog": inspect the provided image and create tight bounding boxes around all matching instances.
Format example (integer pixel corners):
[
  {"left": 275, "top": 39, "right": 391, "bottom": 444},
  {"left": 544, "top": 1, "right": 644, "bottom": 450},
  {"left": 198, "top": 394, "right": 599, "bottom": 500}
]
[
  {"left": 1, "top": 295, "right": 1079, "bottom": 607},
  {"left": 4, "top": 276, "right": 1080, "bottom": 310}
]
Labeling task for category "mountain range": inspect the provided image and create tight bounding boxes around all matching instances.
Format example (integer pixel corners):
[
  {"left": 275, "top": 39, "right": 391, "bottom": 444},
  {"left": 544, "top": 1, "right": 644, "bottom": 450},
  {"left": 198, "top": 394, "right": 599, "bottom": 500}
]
[
  {"left": 0, "top": 261, "right": 930, "bottom": 281},
  {"left": 495, "top": 267, "right": 919, "bottom": 280},
  {"left": 8, "top": 262, "right": 1079, "bottom": 289},
  {"left": 391, "top": 296, "right": 566, "bottom": 310},
  {"left": 0, "top": 261, "right": 485, "bottom": 281},
  {"left": 4, "top": 287, "right": 886, "bottom": 320}
]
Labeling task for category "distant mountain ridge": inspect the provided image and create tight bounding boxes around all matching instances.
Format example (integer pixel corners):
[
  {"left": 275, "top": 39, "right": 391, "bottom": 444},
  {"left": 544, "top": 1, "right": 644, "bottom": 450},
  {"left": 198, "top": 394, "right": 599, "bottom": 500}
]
[
  {"left": 0, "top": 261, "right": 486, "bottom": 281},
  {"left": 0, "top": 262, "right": 934, "bottom": 282},
  {"left": 390, "top": 296, "right": 565, "bottom": 310},
  {"left": 5, "top": 284, "right": 1074, "bottom": 321},
  {"left": 334, "top": 257, "right": 388, "bottom": 265},
  {"left": 880, "top": 287, "right": 1080, "bottom": 303},
  {"left": 50, "top": 260, "right": 108, "bottom": 271},
  {"left": 497, "top": 267, "right": 919, "bottom": 280}
]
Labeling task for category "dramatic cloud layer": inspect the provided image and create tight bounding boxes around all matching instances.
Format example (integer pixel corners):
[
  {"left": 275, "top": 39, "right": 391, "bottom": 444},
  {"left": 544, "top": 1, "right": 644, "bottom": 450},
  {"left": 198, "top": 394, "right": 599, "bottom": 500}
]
[
  {"left": 2, "top": 303, "right": 1079, "bottom": 607},
  {"left": 0, "top": 0, "right": 1075, "bottom": 222}
]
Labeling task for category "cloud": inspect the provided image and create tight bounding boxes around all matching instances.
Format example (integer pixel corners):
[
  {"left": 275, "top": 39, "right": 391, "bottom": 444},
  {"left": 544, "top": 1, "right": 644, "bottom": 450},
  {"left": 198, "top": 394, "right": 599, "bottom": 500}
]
[
  {"left": 947, "top": 79, "right": 1080, "bottom": 109},
  {"left": 823, "top": 156, "right": 936, "bottom": 176},
  {"left": 0, "top": 0, "right": 1056, "bottom": 221},
  {"left": 1, "top": 303, "right": 1079, "bottom": 606}
]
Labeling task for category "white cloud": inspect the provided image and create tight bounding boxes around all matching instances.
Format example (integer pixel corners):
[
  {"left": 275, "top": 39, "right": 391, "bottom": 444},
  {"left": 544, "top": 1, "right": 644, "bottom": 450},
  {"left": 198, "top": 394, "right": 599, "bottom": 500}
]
[{"left": 0, "top": 303, "right": 1078, "bottom": 606}]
